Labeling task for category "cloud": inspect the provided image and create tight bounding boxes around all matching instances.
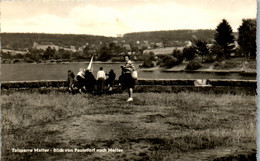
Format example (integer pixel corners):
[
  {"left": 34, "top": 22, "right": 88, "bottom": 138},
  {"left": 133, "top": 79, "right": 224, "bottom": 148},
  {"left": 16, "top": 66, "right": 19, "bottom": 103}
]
[
  {"left": 2, "top": 15, "right": 77, "bottom": 34},
  {"left": 1, "top": 0, "right": 257, "bottom": 36}
]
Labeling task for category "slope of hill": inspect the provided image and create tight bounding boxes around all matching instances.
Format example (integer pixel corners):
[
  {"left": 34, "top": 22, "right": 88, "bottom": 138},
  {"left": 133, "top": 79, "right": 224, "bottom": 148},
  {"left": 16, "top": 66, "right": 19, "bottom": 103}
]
[
  {"left": 1, "top": 33, "right": 116, "bottom": 50},
  {"left": 123, "top": 29, "right": 216, "bottom": 42},
  {"left": 1, "top": 29, "right": 237, "bottom": 50}
]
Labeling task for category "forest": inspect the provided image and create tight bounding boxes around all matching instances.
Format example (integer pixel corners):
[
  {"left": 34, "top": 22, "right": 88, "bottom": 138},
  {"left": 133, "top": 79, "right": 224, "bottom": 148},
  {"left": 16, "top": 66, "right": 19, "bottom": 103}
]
[
  {"left": 1, "top": 29, "right": 220, "bottom": 50},
  {"left": 123, "top": 29, "right": 218, "bottom": 42}
]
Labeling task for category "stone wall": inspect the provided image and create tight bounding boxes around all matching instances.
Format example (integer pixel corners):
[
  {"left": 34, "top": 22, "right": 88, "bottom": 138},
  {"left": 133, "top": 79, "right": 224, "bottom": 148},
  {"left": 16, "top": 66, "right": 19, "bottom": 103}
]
[{"left": 1, "top": 79, "right": 257, "bottom": 95}]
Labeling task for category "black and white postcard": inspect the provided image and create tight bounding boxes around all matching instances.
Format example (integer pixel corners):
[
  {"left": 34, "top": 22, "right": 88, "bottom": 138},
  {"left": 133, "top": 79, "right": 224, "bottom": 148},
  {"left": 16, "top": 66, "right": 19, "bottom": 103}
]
[{"left": 1, "top": 0, "right": 257, "bottom": 160}]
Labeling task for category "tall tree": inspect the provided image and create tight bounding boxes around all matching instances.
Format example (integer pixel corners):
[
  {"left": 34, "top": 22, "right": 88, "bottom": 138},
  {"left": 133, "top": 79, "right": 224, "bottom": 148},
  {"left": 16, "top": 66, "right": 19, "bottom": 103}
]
[
  {"left": 172, "top": 49, "right": 183, "bottom": 64},
  {"left": 214, "top": 19, "right": 235, "bottom": 59},
  {"left": 238, "top": 19, "right": 256, "bottom": 58},
  {"left": 194, "top": 40, "right": 210, "bottom": 63},
  {"left": 183, "top": 46, "right": 196, "bottom": 62},
  {"left": 98, "top": 45, "right": 112, "bottom": 61},
  {"left": 43, "top": 46, "right": 55, "bottom": 60}
]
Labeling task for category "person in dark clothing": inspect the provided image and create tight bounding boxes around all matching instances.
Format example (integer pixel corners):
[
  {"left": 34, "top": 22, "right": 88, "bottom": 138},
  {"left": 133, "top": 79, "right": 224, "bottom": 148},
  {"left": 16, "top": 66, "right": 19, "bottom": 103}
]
[
  {"left": 85, "top": 69, "right": 96, "bottom": 93},
  {"left": 119, "top": 68, "right": 126, "bottom": 91},
  {"left": 67, "top": 70, "right": 75, "bottom": 92},
  {"left": 106, "top": 69, "right": 116, "bottom": 91}
]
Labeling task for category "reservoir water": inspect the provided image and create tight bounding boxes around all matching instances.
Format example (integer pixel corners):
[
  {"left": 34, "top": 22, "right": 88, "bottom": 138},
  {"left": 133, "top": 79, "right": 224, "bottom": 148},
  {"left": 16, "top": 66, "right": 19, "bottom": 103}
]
[{"left": 1, "top": 63, "right": 256, "bottom": 81}]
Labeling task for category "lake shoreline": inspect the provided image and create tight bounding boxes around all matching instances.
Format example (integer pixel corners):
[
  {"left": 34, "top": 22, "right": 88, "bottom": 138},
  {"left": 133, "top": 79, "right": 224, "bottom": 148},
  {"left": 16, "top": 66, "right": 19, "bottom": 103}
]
[
  {"left": 2, "top": 58, "right": 256, "bottom": 81},
  {"left": 3, "top": 61, "right": 256, "bottom": 74}
]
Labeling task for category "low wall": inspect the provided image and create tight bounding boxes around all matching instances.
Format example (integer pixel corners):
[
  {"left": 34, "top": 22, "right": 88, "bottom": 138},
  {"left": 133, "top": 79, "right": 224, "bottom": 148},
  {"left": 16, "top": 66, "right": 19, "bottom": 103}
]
[{"left": 1, "top": 79, "right": 257, "bottom": 95}]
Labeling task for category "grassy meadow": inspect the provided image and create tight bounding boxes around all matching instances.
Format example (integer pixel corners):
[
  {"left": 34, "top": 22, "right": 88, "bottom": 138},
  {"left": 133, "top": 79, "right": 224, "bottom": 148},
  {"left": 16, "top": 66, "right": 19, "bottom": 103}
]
[{"left": 2, "top": 91, "right": 257, "bottom": 160}]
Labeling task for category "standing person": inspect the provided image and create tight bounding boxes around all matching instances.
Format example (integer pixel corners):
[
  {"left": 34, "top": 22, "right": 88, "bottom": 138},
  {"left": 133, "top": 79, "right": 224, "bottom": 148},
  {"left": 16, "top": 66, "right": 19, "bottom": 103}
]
[
  {"left": 107, "top": 69, "right": 116, "bottom": 91},
  {"left": 77, "top": 68, "right": 86, "bottom": 93},
  {"left": 67, "top": 70, "right": 75, "bottom": 92},
  {"left": 122, "top": 55, "right": 135, "bottom": 102},
  {"left": 85, "top": 69, "right": 96, "bottom": 93},
  {"left": 96, "top": 67, "right": 106, "bottom": 95}
]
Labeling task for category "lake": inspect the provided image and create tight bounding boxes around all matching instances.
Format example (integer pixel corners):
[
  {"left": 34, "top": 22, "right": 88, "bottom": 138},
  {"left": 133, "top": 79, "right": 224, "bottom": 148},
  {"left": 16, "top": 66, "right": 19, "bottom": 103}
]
[{"left": 1, "top": 63, "right": 256, "bottom": 81}]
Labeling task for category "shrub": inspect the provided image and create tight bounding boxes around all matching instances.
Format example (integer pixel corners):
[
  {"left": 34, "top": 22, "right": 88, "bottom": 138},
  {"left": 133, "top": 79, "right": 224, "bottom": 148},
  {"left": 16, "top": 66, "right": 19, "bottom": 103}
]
[
  {"left": 204, "top": 56, "right": 215, "bottom": 63},
  {"left": 183, "top": 47, "right": 196, "bottom": 62},
  {"left": 159, "top": 55, "right": 178, "bottom": 68},
  {"left": 13, "top": 59, "right": 20, "bottom": 64},
  {"left": 172, "top": 49, "right": 184, "bottom": 64},
  {"left": 24, "top": 57, "right": 34, "bottom": 63},
  {"left": 186, "top": 61, "right": 201, "bottom": 70},
  {"left": 141, "top": 59, "right": 154, "bottom": 68},
  {"left": 140, "top": 52, "right": 155, "bottom": 68}
]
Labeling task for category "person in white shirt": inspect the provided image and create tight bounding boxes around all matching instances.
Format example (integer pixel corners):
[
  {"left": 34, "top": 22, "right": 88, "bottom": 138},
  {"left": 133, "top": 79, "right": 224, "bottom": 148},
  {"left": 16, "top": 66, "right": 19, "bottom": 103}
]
[{"left": 97, "top": 67, "right": 106, "bottom": 95}]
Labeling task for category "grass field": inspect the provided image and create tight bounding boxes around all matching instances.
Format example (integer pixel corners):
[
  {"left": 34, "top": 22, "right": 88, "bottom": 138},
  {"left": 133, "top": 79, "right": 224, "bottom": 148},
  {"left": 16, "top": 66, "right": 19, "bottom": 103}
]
[{"left": 2, "top": 91, "right": 256, "bottom": 160}]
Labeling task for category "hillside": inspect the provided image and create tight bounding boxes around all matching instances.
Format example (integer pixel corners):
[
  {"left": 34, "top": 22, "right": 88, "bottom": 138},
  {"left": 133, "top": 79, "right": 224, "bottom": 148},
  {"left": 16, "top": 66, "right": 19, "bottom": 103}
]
[
  {"left": 1, "top": 33, "right": 116, "bottom": 50},
  {"left": 1, "top": 30, "right": 237, "bottom": 50},
  {"left": 123, "top": 29, "right": 216, "bottom": 42}
]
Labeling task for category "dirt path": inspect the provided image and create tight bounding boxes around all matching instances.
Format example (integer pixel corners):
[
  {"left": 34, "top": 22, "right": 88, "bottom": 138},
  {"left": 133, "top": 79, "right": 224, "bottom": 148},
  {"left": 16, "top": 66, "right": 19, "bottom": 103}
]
[{"left": 12, "top": 111, "right": 179, "bottom": 160}]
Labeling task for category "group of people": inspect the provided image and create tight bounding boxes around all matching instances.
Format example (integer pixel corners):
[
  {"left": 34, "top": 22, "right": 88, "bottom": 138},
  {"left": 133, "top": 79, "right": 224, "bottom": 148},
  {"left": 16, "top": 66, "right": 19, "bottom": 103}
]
[{"left": 67, "top": 55, "right": 136, "bottom": 102}]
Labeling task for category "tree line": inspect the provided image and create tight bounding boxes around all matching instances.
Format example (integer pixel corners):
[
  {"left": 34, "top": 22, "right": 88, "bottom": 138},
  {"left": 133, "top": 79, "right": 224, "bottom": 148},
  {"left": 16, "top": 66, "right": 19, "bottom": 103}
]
[
  {"left": 141, "top": 19, "right": 256, "bottom": 69},
  {"left": 2, "top": 29, "right": 219, "bottom": 50},
  {"left": 1, "top": 18, "right": 256, "bottom": 67},
  {"left": 1, "top": 33, "right": 116, "bottom": 50},
  {"left": 123, "top": 29, "right": 217, "bottom": 42}
]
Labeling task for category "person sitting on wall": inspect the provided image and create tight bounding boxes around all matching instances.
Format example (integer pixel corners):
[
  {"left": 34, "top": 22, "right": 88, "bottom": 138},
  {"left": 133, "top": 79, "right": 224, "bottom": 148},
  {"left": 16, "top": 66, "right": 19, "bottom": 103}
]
[
  {"left": 67, "top": 70, "right": 75, "bottom": 92},
  {"left": 96, "top": 67, "right": 106, "bottom": 95},
  {"left": 85, "top": 69, "right": 96, "bottom": 93},
  {"left": 76, "top": 68, "right": 86, "bottom": 93}
]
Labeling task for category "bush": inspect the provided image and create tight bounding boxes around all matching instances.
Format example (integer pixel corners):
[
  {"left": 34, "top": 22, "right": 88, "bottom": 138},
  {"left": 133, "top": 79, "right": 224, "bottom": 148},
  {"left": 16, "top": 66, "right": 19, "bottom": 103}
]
[
  {"left": 13, "top": 59, "right": 20, "bottom": 63},
  {"left": 172, "top": 49, "right": 183, "bottom": 64},
  {"left": 183, "top": 47, "right": 196, "bottom": 62},
  {"left": 185, "top": 62, "right": 201, "bottom": 70},
  {"left": 140, "top": 52, "right": 155, "bottom": 68},
  {"left": 203, "top": 55, "right": 215, "bottom": 63},
  {"left": 24, "top": 57, "right": 34, "bottom": 63},
  {"left": 140, "top": 59, "right": 154, "bottom": 68},
  {"left": 158, "top": 55, "right": 178, "bottom": 68}
]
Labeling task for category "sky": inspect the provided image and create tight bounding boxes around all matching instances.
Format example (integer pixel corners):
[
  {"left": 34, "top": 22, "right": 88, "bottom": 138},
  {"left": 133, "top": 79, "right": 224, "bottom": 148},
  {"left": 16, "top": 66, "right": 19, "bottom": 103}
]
[{"left": 0, "top": 0, "right": 257, "bottom": 37}]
